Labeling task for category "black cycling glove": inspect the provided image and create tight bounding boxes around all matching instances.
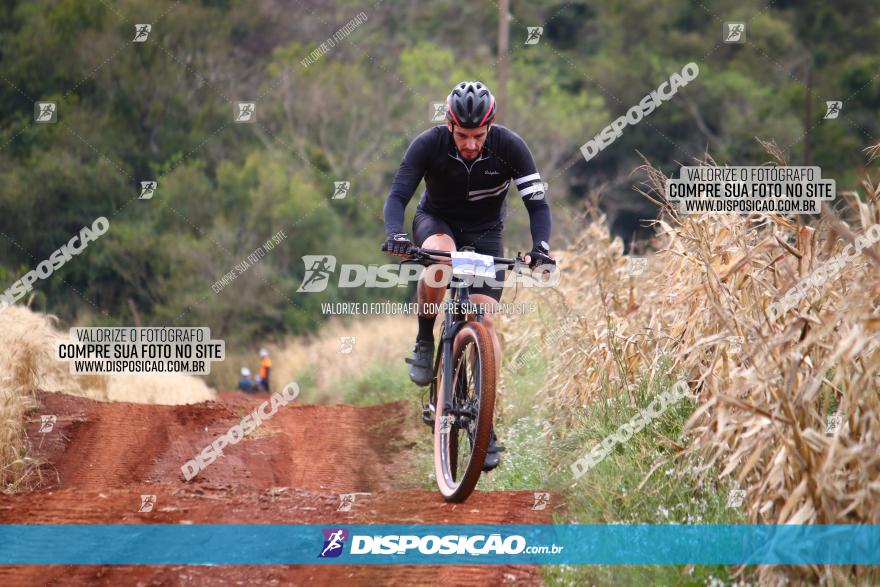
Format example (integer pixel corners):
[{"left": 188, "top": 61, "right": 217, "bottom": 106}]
[
  {"left": 382, "top": 232, "right": 413, "bottom": 256},
  {"left": 526, "top": 242, "right": 556, "bottom": 269}
]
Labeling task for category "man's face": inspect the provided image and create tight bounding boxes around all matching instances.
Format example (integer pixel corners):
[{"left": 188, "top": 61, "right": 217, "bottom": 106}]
[{"left": 447, "top": 122, "right": 491, "bottom": 160}]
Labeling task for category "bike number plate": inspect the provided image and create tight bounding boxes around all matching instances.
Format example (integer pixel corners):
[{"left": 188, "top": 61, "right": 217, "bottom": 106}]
[{"left": 450, "top": 251, "right": 495, "bottom": 278}]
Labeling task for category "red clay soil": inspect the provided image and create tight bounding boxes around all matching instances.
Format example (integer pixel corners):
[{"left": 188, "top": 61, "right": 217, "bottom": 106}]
[{"left": 0, "top": 391, "right": 558, "bottom": 586}]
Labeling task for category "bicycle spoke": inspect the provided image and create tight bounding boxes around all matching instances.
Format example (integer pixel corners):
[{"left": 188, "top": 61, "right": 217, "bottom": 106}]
[{"left": 434, "top": 321, "right": 495, "bottom": 502}]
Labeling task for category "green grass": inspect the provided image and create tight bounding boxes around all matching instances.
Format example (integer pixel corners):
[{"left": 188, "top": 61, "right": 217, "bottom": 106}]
[
  {"left": 501, "top": 351, "right": 750, "bottom": 585},
  {"left": 329, "top": 340, "right": 755, "bottom": 585},
  {"left": 478, "top": 415, "right": 550, "bottom": 491},
  {"left": 339, "top": 363, "right": 421, "bottom": 406},
  {"left": 542, "top": 384, "right": 745, "bottom": 586}
]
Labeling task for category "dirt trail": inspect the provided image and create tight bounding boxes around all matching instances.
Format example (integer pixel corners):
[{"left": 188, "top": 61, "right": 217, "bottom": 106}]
[{"left": 0, "top": 391, "right": 555, "bottom": 586}]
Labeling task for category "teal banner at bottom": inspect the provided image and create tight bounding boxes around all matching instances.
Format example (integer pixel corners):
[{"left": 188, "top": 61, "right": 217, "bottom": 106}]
[{"left": 1, "top": 524, "right": 878, "bottom": 565}]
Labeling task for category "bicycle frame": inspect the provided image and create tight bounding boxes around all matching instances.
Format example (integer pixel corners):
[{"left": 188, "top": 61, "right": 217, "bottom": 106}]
[
  {"left": 400, "top": 246, "right": 524, "bottom": 420},
  {"left": 435, "top": 265, "right": 478, "bottom": 417},
  {"left": 394, "top": 245, "right": 531, "bottom": 500}
]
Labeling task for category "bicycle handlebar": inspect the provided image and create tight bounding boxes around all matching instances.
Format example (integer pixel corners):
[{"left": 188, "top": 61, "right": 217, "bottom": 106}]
[{"left": 402, "top": 246, "right": 527, "bottom": 270}]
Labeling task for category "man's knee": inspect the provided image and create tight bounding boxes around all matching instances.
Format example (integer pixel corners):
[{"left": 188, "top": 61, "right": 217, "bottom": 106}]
[
  {"left": 420, "top": 233, "right": 455, "bottom": 287},
  {"left": 422, "top": 233, "right": 455, "bottom": 252}
]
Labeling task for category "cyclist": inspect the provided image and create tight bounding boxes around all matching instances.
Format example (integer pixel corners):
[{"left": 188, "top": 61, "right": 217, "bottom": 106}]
[
  {"left": 382, "top": 80, "right": 555, "bottom": 471},
  {"left": 257, "top": 348, "right": 271, "bottom": 392}
]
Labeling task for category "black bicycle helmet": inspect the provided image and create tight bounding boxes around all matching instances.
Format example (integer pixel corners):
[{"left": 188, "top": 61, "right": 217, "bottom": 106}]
[{"left": 446, "top": 81, "right": 496, "bottom": 128}]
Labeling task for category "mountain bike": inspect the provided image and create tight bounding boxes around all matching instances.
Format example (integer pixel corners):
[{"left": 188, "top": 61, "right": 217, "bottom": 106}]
[{"left": 397, "top": 246, "right": 529, "bottom": 502}]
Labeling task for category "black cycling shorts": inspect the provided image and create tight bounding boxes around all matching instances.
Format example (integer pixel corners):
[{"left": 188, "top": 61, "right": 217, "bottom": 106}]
[{"left": 412, "top": 209, "right": 505, "bottom": 302}]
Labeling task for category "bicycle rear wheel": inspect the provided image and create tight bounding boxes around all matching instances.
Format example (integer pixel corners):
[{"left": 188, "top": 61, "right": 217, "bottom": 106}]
[{"left": 433, "top": 320, "right": 496, "bottom": 502}]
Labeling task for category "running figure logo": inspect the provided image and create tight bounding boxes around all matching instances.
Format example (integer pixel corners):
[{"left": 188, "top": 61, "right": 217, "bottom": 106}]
[
  {"left": 139, "top": 181, "right": 157, "bottom": 200},
  {"left": 133, "top": 24, "right": 151, "bottom": 42},
  {"left": 626, "top": 257, "right": 647, "bottom": 276},
  {"left": 337, "top": 493, "right": 356, "bottom": 511},
  {"left": 525, "top": 27, "right": 543, "bottom": 45},
  {"left": 319, "top": 528, "right": 349, "bottom": 558},
  {"left": 724, "top": 23, "right": 745, "bottom": 43},
  {"left": 332, "top": 181, "right": 350, "bottom": 200},
  {"left": 235, "top": 102, "right": 256, "bottom": 123},
  {"left": 531, "top": 492, "right": 550, "bottom": 510},
  {"left": 34, "top": 102, "right": 57, "bottom": 123},
  {"left": 297, "top": 255, "right": 337, "bottom": 292},
  {"left": 824, "top": 101, "right": 842, "bottom": 119},
  {"left": 431, "top": 102, "right": 447, "bottom": 122},
  {"left": 726, "top": 335, "right": 744, "bottom": 355},
  {"left": 138, "top": 494, "right": 157, "bottom": 512},
  {"left": 39, "top": 415, "right": 57, "bottom": 433},
  {"left": 528, "top": 181, "right": 548, "bottom": 201},
  {"left": 727, "top": 488, "right": 745, "bottom": 508},
  {"left": 439, "top": 415, "right": 454, "bottom": 433},
  {"left": 339, "top": 336, "right": 356, "bottom": 355},
  {"left": 826, "top": 413, "right": 842, "bottom": 434}
]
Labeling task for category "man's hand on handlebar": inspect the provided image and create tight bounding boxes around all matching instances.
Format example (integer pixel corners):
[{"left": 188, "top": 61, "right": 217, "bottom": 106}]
[
  {"left": 382, "top": 232, "right": 413, "bottom": 257},
  {"left": 523, "top": 242, "right": 556, "bottom": 269}
]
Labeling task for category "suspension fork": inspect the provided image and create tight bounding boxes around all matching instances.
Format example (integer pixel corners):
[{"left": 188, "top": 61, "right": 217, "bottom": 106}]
[{"left": 439, "top": 310, "right": 457, "bottom": 413}]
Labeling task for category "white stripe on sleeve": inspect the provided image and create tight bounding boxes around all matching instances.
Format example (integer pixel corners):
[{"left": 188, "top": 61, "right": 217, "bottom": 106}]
[
  {"left": 519, "top": 184, "right": 544, "bottom": 197},
  {"left": 514, "top": 173, "right": 541, "bottom": 186}
]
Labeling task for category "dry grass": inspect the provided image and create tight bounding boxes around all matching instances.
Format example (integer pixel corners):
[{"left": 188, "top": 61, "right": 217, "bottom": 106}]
[
  {"left": 261, "top": 315, "right": 414, "bottom": 403},
  {"left": 501, "top": 144, "right": 880, "bottom": 584},
  {"left": 0, "top": 306, "right": 215, "bottom": 490}
]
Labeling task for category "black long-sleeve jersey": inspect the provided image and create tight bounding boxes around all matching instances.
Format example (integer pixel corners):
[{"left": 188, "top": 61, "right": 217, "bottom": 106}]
[{"left": 383, "top": 124, "right": 552, "bottom": 250}]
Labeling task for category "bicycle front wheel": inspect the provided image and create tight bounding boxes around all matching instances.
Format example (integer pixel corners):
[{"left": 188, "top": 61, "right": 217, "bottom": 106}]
[{"left": 433, "top": 320, "right": 496, "bottom": 502}]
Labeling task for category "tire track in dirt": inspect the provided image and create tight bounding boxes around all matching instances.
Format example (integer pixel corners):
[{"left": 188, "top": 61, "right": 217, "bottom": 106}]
[{"left": 0, "top": 391, "right": 558, "bottom": 586}]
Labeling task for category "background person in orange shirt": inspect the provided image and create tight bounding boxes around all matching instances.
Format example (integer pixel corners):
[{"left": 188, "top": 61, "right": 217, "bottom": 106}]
[{"left": 257, "top": 348, "right": 271, "bottom": 392}]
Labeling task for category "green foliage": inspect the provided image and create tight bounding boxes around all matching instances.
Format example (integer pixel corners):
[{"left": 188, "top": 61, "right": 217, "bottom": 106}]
[
  {"left": 340, "top": 364, "right": 415, "bottom": 406},
  {"left": 0, "top": 0, "right": 877, "bottom": 351}
]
